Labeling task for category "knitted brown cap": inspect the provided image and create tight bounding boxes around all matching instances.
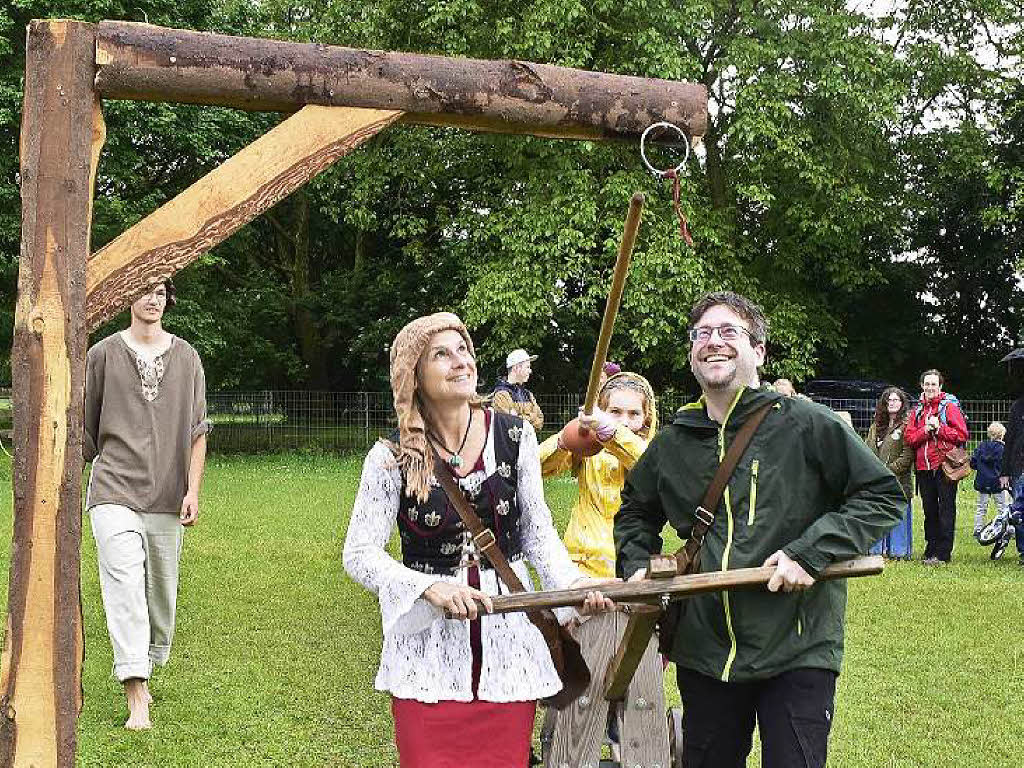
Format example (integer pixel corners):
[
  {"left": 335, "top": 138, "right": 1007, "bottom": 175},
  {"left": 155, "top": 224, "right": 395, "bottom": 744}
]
[{"left": 389, "top": 312, "right": 477, "bottom": 502}]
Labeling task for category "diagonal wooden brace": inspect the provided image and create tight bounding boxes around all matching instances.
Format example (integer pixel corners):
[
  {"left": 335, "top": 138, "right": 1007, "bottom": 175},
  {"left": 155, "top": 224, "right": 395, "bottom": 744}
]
[
  {"left": 85, "top": 105, "right": 402, "bottom": 330},
  {"left": 603, "top": 553, "right": 677, "bottom": 701},
  {"left": 602, "top": 604, "right": 662, "bottom": 701}
]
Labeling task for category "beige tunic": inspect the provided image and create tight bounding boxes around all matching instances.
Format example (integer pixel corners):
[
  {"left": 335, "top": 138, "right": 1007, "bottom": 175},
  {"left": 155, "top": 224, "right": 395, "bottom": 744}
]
[{"left": 84, "top": 333, "right": 211, "bottom": 515}]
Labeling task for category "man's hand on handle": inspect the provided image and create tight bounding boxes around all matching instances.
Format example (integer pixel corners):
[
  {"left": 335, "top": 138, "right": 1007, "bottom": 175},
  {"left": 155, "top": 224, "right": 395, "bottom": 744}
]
[{"left": 763, "top": 550, "right": 815, "bottom": 593}]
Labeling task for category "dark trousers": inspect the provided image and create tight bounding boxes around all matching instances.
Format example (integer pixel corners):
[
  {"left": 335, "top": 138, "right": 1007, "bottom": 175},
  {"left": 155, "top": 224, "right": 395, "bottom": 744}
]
[
  {"left": 917, "top": 468, "right": 958, "bottom": 561},
  {"left": 677, "top": 666, "right": 837, "bottom": 768}
]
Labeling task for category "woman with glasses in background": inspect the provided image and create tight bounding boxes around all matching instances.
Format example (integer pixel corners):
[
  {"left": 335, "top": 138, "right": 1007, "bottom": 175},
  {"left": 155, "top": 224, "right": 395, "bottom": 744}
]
[{"left": 866, "top": 387, "right": 915, "bottom": 559}]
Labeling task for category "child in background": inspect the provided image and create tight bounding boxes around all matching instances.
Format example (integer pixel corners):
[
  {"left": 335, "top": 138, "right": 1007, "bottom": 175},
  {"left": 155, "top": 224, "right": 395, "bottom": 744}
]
[
  {"left": 971, "top": 421, "right": 1008, "bottom": 538},
  {"left": 540, "top": 372, "right": 657, "bottom": 577}
]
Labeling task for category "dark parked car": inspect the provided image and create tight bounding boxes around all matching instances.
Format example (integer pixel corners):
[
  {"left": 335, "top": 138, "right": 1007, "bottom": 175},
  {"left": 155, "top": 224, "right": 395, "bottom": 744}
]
[{"left": 802, "top": 379, "right": 911, "bottom": 433}]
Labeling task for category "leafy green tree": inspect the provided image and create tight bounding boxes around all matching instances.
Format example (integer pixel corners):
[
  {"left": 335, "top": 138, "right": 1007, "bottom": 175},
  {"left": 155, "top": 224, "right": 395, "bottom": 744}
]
[{"left": 3, "top": 0, "right": 1021, "bottom": 399}]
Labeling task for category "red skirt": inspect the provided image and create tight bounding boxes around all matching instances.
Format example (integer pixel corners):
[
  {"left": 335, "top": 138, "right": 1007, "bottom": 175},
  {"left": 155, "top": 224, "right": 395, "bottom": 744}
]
[{"left": 392, "top": 697, "right": 536, "bottom": 768}]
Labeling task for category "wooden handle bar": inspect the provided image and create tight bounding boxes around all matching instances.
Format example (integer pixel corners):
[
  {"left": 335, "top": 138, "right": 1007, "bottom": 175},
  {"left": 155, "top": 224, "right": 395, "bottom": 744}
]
[{"left": 469, "top": 555, "right": 883, "bottom": 616}]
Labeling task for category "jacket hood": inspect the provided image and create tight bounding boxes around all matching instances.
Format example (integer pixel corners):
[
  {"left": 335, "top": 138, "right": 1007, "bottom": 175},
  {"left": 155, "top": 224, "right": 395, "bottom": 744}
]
[
  {"left": 920, "top": 390, "right": 952, "bottom": 407},
  {"left": 493, "top": 376, "right": 517, "bottom": 392},
  {"left": 673, "top": 385, "right": 785, "bottom": 429}
]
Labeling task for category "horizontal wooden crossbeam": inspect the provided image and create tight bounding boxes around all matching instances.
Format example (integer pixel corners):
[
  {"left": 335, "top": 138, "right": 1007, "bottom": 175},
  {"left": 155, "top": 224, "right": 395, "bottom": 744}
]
[{"left": 93, "top": 21, "right": 707, "bottom": 141}]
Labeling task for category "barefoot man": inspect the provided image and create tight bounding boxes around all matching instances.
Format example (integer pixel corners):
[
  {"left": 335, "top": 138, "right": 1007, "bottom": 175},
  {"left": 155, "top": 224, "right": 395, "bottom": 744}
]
[{"left": 84, "top": 279, "right": 210, "bottom": 729}]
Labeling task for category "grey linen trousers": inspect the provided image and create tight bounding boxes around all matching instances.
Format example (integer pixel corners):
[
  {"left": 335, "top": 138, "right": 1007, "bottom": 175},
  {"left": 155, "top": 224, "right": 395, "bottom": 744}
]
[{"left": 89, "top": 504, "right": 183, "bottom": 681}]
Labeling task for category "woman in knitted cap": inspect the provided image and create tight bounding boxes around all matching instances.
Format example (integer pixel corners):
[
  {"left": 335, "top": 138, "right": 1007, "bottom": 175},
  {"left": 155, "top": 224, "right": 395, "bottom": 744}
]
[
  {"left": 540, "top": 372, "right": 658, "bottom": 578},
  {"left": 343, "top": 312, "right": 614, "bottom": 768}
]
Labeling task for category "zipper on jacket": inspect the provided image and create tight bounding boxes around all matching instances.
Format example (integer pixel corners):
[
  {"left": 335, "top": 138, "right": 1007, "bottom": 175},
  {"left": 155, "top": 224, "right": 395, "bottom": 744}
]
[
  {"left": 717, "top": 388, "right": 746, "bottom": 682},
  {"left": 917, "top": 402, "right": 935, "bottom": 470},
  {"left": 747, "top": 459, "right": 759, "bottom": 526}
]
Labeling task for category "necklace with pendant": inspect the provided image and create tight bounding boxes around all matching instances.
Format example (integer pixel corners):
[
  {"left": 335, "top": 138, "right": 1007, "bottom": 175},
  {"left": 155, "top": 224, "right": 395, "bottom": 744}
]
[{"left": 432, "top": 409, "right": 474, "bottom": 469}]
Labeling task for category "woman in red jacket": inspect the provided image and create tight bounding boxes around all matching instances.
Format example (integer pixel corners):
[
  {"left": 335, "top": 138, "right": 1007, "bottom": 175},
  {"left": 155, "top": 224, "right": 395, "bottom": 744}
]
[{"left": 904, "top": 369, "right": 969, "bottom": 564}]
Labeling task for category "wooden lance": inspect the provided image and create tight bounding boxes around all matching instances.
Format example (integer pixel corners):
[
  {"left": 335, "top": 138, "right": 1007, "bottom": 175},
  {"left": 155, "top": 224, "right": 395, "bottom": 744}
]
[{"left": 561, "top": 192, "right": 644, "bottom": 454}]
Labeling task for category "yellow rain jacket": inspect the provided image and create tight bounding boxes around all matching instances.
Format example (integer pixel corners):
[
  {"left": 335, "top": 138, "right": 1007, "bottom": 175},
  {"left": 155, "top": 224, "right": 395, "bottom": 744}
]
[{"left": 539, "top": 373, "right": 657, "bottom": 577}]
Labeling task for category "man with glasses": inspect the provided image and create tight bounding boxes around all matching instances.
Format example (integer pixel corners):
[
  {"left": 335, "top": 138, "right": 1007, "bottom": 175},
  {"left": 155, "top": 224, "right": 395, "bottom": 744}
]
[
  {"left": 615, "top": 290, "right": 904, "bottom": 768},
  {"left": 84, "top": 279, "right": 210, "bottom": 730}
]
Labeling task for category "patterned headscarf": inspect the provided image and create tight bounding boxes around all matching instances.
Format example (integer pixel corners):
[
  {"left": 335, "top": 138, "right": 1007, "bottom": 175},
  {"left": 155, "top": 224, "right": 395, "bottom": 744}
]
[
  {"left": 389, "top": 312, "right": 478, "bottom": 502},
  {"left": 598, "top": 371, "right": 658, "bottom": 439}
]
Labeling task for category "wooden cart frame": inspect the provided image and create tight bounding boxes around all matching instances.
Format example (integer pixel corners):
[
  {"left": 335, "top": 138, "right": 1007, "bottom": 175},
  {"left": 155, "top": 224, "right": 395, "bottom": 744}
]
[{"left": 3, "top": 19, "right": 705, "bottom": 766}]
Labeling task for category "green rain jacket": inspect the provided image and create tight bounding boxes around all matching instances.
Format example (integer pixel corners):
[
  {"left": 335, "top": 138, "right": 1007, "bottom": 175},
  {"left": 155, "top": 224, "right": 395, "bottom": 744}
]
[{"left": 614, "top": 386, "right": 905, "bottom": 683}]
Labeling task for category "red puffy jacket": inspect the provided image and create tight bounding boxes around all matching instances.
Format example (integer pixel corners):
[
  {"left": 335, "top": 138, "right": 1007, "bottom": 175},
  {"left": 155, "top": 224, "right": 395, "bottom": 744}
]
[{"left": 904, "top": 392, "right": 969, "bottom": 471}]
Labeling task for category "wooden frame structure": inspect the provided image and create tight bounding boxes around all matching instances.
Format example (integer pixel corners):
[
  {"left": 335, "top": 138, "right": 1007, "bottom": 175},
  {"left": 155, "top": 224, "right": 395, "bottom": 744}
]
[{"left": 3, "top": 18, "right": 706, "bottom": 766}]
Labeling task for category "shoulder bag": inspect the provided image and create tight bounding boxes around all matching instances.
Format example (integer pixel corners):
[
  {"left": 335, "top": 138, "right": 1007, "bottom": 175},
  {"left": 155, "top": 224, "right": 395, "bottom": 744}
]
[{"left": 430, "top": 444, "right": 590, "bottom": 709}]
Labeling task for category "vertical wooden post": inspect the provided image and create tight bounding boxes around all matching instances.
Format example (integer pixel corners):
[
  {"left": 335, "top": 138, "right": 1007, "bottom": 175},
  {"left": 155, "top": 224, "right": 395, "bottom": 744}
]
[{"left": 1, "top": 20, "right": 102, "bottom": 768}]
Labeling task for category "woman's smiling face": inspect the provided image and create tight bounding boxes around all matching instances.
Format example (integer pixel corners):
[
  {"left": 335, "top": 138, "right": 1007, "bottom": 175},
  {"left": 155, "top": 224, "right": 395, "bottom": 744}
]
[{"left": 416, "top": 330, "right": 478, "bottom": 405}]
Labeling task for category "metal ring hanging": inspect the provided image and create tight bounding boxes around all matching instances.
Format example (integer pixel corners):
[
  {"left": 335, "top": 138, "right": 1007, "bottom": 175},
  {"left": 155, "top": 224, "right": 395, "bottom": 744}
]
[{"left": 640, "top": 121, "right": 691, "bottom": 178}]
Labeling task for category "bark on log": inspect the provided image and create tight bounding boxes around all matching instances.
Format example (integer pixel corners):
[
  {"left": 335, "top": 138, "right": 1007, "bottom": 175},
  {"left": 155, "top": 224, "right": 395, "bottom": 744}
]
[
  {"left": 93, "top": 21, "right": 707, "bottom": 141},
  {"left": 1, "top": 20, "right": 100, "bottom": 768},
  {"left": 85, "top": 105, "right": 401, "bottom": 331}
]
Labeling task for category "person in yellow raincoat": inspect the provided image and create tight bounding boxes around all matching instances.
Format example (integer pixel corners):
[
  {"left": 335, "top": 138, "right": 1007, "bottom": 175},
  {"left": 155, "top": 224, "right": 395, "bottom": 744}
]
[{"left": 540, "top": 372, "right": 658, "bottom": 577}]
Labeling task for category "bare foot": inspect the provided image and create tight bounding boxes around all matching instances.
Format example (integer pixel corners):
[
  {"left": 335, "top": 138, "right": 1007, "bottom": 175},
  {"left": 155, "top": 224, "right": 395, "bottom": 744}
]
[
  {"left": 141, "top": 680, "right": 153, "bottom": 704},
  {"left": 123, "top": 679, "right": 152, "bottom": 730}
]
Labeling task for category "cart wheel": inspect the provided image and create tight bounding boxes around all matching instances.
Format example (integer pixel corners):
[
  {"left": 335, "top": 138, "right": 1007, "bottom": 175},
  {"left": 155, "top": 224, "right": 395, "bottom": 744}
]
[
  {"left": 667, "top": 706, "right": 684, "bottom": 768},
  {"left": 978, "top": 516, "right": 1006, "bottom": 545}
]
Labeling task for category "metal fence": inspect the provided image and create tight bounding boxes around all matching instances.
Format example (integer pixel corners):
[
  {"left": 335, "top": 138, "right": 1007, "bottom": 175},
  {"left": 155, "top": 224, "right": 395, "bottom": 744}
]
[{"left": 207, "top": 391, "right": 1016, "bottom": 454}]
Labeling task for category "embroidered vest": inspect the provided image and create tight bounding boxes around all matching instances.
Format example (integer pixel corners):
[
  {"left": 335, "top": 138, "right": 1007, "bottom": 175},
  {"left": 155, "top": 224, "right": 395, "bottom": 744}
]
[{"left": 393, "top": 411, "right": 525, "bottom": 576}]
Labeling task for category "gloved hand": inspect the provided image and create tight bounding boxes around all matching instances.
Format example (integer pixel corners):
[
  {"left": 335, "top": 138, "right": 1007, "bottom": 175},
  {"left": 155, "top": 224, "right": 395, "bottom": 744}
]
[{"left": 578, "top": 406, "right": 617, "bottom": 442}]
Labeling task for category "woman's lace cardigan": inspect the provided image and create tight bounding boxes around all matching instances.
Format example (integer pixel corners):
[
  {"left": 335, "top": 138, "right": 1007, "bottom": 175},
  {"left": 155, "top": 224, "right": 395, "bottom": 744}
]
[{"left": 343, "top": 416, "right": 582, "bottom": 703}]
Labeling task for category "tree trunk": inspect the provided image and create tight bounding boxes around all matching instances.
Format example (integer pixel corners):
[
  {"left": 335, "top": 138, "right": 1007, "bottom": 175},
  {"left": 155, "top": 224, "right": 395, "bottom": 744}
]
[
  {"left": 703, "top": 122, "right": 729, "bottom": 213},
  {"left": 288, "top": 192, "right": 328, "bottom": 389}
]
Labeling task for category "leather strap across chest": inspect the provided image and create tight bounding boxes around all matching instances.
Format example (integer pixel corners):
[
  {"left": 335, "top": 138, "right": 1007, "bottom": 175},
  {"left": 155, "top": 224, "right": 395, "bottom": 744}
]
[
  {"left": 429, "top": 441, "right": 591, "bottom": 708},
  {"left": 676, "top": 402, "right": 773, "bottom": 572}
]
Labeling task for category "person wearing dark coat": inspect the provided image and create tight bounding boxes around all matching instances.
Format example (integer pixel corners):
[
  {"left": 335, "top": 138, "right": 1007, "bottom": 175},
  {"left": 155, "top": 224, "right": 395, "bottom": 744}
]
[
  {"left": 971, "top": 422, "right": 1007, "bottom": 537},
  {"left": 998, "top": 393, "right": 1024, "bottom": 564},
  {"left": 615, "top": 291, "right": 905, "bottom": 768}
]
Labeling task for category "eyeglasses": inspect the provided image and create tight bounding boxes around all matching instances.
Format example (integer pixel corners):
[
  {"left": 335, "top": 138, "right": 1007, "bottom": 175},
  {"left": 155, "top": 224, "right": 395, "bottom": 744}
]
[{"left": 688, "top": 324, "right": 754, "bottom": 344}]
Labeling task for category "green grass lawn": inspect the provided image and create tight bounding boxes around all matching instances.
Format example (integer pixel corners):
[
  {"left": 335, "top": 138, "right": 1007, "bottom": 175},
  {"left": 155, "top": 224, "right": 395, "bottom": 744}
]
[{"left": 0, "top": 453, "right": 1022, "bottom": 767}]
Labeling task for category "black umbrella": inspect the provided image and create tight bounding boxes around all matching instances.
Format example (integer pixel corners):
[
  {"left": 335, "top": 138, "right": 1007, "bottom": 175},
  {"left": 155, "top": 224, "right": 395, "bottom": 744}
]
[{"left": 1000, "top": 348, "right": 1024, "bottom": 363}]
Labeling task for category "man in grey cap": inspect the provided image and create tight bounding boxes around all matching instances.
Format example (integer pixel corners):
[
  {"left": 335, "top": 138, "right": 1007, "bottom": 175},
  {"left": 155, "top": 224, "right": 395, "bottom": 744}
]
[{"left": 492, "top": 348, "right": 544, "bottom": 431}]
